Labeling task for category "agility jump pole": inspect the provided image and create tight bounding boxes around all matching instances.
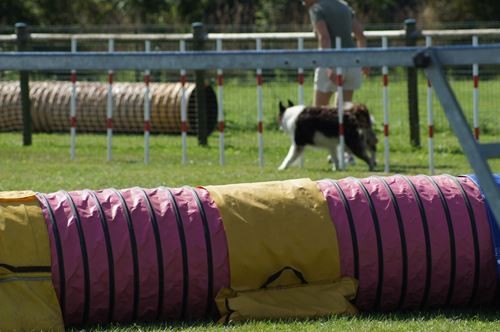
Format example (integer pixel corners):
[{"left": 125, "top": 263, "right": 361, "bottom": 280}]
[
  {"left": 256, "top": 38, "right": 264, "bottom": 168},
  {"left": 426, "top": 36, "right": 435, "bottom": 175},
  {"left": 70, "top": 37, "right": 77, "bottom": 160},
  {"left": 180, "top": 40, "right": 188, "bottom": 165},
  {"left": 297, "top": 37, "right": 305, "bottom": 105},
  {"left": 472, "top": 35, "right": 480, "bottom": 141},
  {"left": 297, "top": 37, "right": 305, "bottom": 168},
  {"left": 335, "top": 37, "right": 345, "bottom": 171},
  {"left": 106, "top": 38, "right": 114, "bottom": 162},
  {"left": 143, "top": 40, "right": 151, "bottom": 164},
  {"left": 382, "top": 36, "right": 390, "bottom": 174}
]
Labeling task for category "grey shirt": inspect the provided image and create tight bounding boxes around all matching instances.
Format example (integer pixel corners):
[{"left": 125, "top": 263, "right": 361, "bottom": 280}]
[{"left": 309, "top": 0, "right": 355, "bottom": 49}]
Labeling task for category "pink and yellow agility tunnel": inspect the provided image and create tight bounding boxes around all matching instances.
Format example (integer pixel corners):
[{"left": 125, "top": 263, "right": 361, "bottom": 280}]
[{"left": 1, "top": 174, "right": 499, "bottom": 329}]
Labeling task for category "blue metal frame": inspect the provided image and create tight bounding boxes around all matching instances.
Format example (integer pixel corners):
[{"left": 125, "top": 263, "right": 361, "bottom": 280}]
[
  {"left": 0, "top": 44, "right": 500, "bottom": 71},
  {"left": 416, "top": 48, "right": 500, "bottom": 226}
]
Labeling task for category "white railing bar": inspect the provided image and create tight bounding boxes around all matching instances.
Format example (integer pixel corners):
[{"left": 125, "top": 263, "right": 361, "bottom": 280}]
[{"left": 3, "top": 28, "right": 500, "bottom": 43}]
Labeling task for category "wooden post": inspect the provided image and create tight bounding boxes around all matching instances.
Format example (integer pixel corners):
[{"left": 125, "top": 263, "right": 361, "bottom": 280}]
[
  {"left": 15, "top": 22, "right": 31, "bottom": 146},
  {"left": 405, "top": 19, "right": 420, "bottom": 147},
  {"left": 192, "top": 22, "right": 208, "bottom": 146}
]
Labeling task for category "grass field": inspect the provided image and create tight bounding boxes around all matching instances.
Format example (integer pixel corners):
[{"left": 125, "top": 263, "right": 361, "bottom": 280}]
[{"left": 0, "top": 75, "right": 499, "bottom": 331}]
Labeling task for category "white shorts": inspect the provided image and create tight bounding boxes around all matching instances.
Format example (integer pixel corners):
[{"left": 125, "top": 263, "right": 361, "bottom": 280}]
[{"left": 314, "top": 67, "right": 362, "bottom": 93}]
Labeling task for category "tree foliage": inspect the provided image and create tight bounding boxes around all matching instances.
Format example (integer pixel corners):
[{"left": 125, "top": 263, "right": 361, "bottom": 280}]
[{"left": 1, "top": 0, "right": 499, "bottom": 30}]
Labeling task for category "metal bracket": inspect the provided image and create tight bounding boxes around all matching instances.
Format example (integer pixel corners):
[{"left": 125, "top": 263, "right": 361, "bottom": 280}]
[
  {"left": 423, "top": 49, "right": 500, "bottom": 225},
  {"left": 413, "top": 49, "right": 432, "bottom": 68}
]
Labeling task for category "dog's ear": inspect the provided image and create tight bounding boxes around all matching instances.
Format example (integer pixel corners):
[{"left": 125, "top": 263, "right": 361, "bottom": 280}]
[
  {"left": 279, "top": 101, "right": 287, "bottom": 116},
  {"left": 288, "top": 99, "right": 294, "bottom": 107}
]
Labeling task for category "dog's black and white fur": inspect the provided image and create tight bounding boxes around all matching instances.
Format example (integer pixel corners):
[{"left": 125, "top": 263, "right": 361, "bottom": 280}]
[{"left": 278, "top": 100, "right": 377, "bottom": 171}]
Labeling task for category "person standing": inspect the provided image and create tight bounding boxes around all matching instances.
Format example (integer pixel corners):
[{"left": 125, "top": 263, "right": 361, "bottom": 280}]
[{"left": 302, "top": 0, "right": 369, "bottom": 106}]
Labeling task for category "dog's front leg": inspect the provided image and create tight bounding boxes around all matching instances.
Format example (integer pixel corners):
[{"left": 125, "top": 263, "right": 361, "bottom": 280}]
[
  {"left": 278, "top": 144, "right": 304, "bottom": 170},
  {"left": 329, "top": 146, "right": 339, "bottom": 171}
]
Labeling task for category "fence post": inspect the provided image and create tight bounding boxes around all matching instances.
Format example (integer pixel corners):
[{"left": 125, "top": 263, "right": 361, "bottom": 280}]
[
  {"left": 405, "top": 18, "right": 420, "bottom": 147},
  {"left": 15, "top": 22, "right": 31, "bottom": 146},
  {"left": 192, "top": 22, "right": 208, "bottom": 146}
]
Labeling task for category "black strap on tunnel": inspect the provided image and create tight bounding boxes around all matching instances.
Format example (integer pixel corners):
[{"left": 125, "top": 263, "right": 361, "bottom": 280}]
[
  {"left": 399, "top": 175, "right": 432, "bottom": 308},
  {"left": 188, "top": 187, "right": 214, "bottom": 318},
  {"left": 61, "top": 191, "right": 91, "bottom": 326},
  {"left": 110, "top": 188, "right": 140, "bottom": 322},
  {"left": 377, "top": 177, "right": 408, "bottom": 309},
  {"left": 260, "top": 266, "right": 307, "bottom": 289},
  {"left": 446, "top": 175, "right": 481, "bottom": 306},
  {"left": 162, "top": 187, "right": 189, "bottom": 320},
  {"left": 328, "top": 179, "right": 360, "bottom": 280},
  {"left": 85, "top": 189, "right": 115, "bottom": 323},
  {"left": 0, "top": 263, "right": 51, "bottom": 273},
  {"left": 353, "top": 177, "right": 384, "bottom": 310},
  {"left": 38, "top": 194, "right": 66, "bottom": 317},
  {"left": 138, "top": 188, "right": 165, "bottom": 320},
  {"left": 424, "top": 175, "right": 456, "bottom": 307}
]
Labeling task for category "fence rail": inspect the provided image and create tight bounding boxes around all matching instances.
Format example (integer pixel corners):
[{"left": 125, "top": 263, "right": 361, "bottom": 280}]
[
  {"left": 2, "top": 29, "right": 500, "bottom": 43},
  {"left": 1, "top": 45, "right": 500, "bottom": 71}
]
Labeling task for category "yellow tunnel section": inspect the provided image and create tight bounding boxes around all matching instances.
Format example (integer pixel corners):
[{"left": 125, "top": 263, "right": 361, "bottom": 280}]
[
  {"left": 0, "top": 191, "right": 64, "bottom": 330},
  {"left": 207, "top": 178, "right": 357, "bottom": 322}
]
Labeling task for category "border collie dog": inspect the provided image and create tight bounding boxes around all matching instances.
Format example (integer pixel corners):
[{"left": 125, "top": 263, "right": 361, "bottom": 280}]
[{"left": 278, "top": 100, "right": 377, "bottom": 171}]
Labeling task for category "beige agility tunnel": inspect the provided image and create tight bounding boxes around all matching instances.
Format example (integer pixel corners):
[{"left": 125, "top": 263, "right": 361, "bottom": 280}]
[
  {"left": 1, "top": 175, "right": 499, "bottom": 329},
  {"left": 0, "top": 81, "right": 218, "bottom": 134}
]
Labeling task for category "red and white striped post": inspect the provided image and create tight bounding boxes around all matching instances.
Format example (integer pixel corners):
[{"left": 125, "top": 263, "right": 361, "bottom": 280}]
[
  {"left": 382, "top": 36, "right": 390, "bottom": 173},
  {"left": 335, "top": 37, "right": 345, "bottom": 171},
  {"left": 297, "top": 37, "right": 305, "bottom": 168},
  {"left": 106, "top": 38, "right": 114, "bottom": 161},
  {"left": 143, "top": 40, "right": 151, "bottom": 164},
  {"left": 297, "top": 37, "right": 305, "bottom": 105},
  {"left": 426, "top": 36, "right": 435, "bottom": 174},
  {"left": 472, "top": 35, "right": 480, "bottom": 141},
  {"left": 180, "top": 40, "right": 188, "bottom": 164},
  {"left": 70, "top": 37, "right": 77, "bottom": 160},
  {"left": 216, "top": 38, "right": 225, "bottom": 166},
  {"left": 256, "top": 38, "right": 264, "bottom": 168}
]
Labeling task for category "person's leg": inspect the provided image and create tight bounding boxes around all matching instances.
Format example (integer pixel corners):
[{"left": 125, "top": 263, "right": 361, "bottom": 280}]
[
  {"left": 314, "top": 90, "right": 333, "bottom": 106},
  {"left": 339, "top": 67, "right": 363, "bottom": 104},
  {"left": 333, "top": 89, "right": 354, "bottom": 107},
  {"left": 314, "top": 67, "right": 335, "bottom": 106}
]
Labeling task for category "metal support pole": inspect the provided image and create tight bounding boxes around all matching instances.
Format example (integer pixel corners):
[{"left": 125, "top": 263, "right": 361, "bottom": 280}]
[
  {"left": 192, "top": 22, "right": 208, "bottom": 146},
  {"left": 15, "top": 22, "right": 31, "bottom": 146},
  {"left": 405, "top": 18, "right": 420, "bottom": 147}
]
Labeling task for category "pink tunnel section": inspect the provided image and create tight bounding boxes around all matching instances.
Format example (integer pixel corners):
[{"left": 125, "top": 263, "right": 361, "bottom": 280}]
[
  {"left": 37, "top": 187, "right": 229, "bottom": 327},
  {"left": 317, "top": 175, "right": 497, "bottom": 311},
  {"left": 35, "top": 175, "right": 497, "bottom": 327}
]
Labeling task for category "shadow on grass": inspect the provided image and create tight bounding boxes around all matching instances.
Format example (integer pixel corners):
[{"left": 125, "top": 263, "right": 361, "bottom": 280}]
[
  {"left": 72, "top": 307, "right": 500, "bottom": 331},
  {"left": 386, "top": 164, "right": 461, "bottom": 174},
  {"left": 357, "top": 307, "right": 500, "bottom": 322}
]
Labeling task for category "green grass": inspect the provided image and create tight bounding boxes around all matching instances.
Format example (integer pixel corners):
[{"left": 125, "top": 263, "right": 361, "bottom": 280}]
[
  {"left": 1, "top": 76, "right": 499, "bottom": 331},
  {"left": 87, "top": 309, "right": 500, "bottom": 331},
  {"left": 1, "top": 129, "right": 498, "bottom": 193}
]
